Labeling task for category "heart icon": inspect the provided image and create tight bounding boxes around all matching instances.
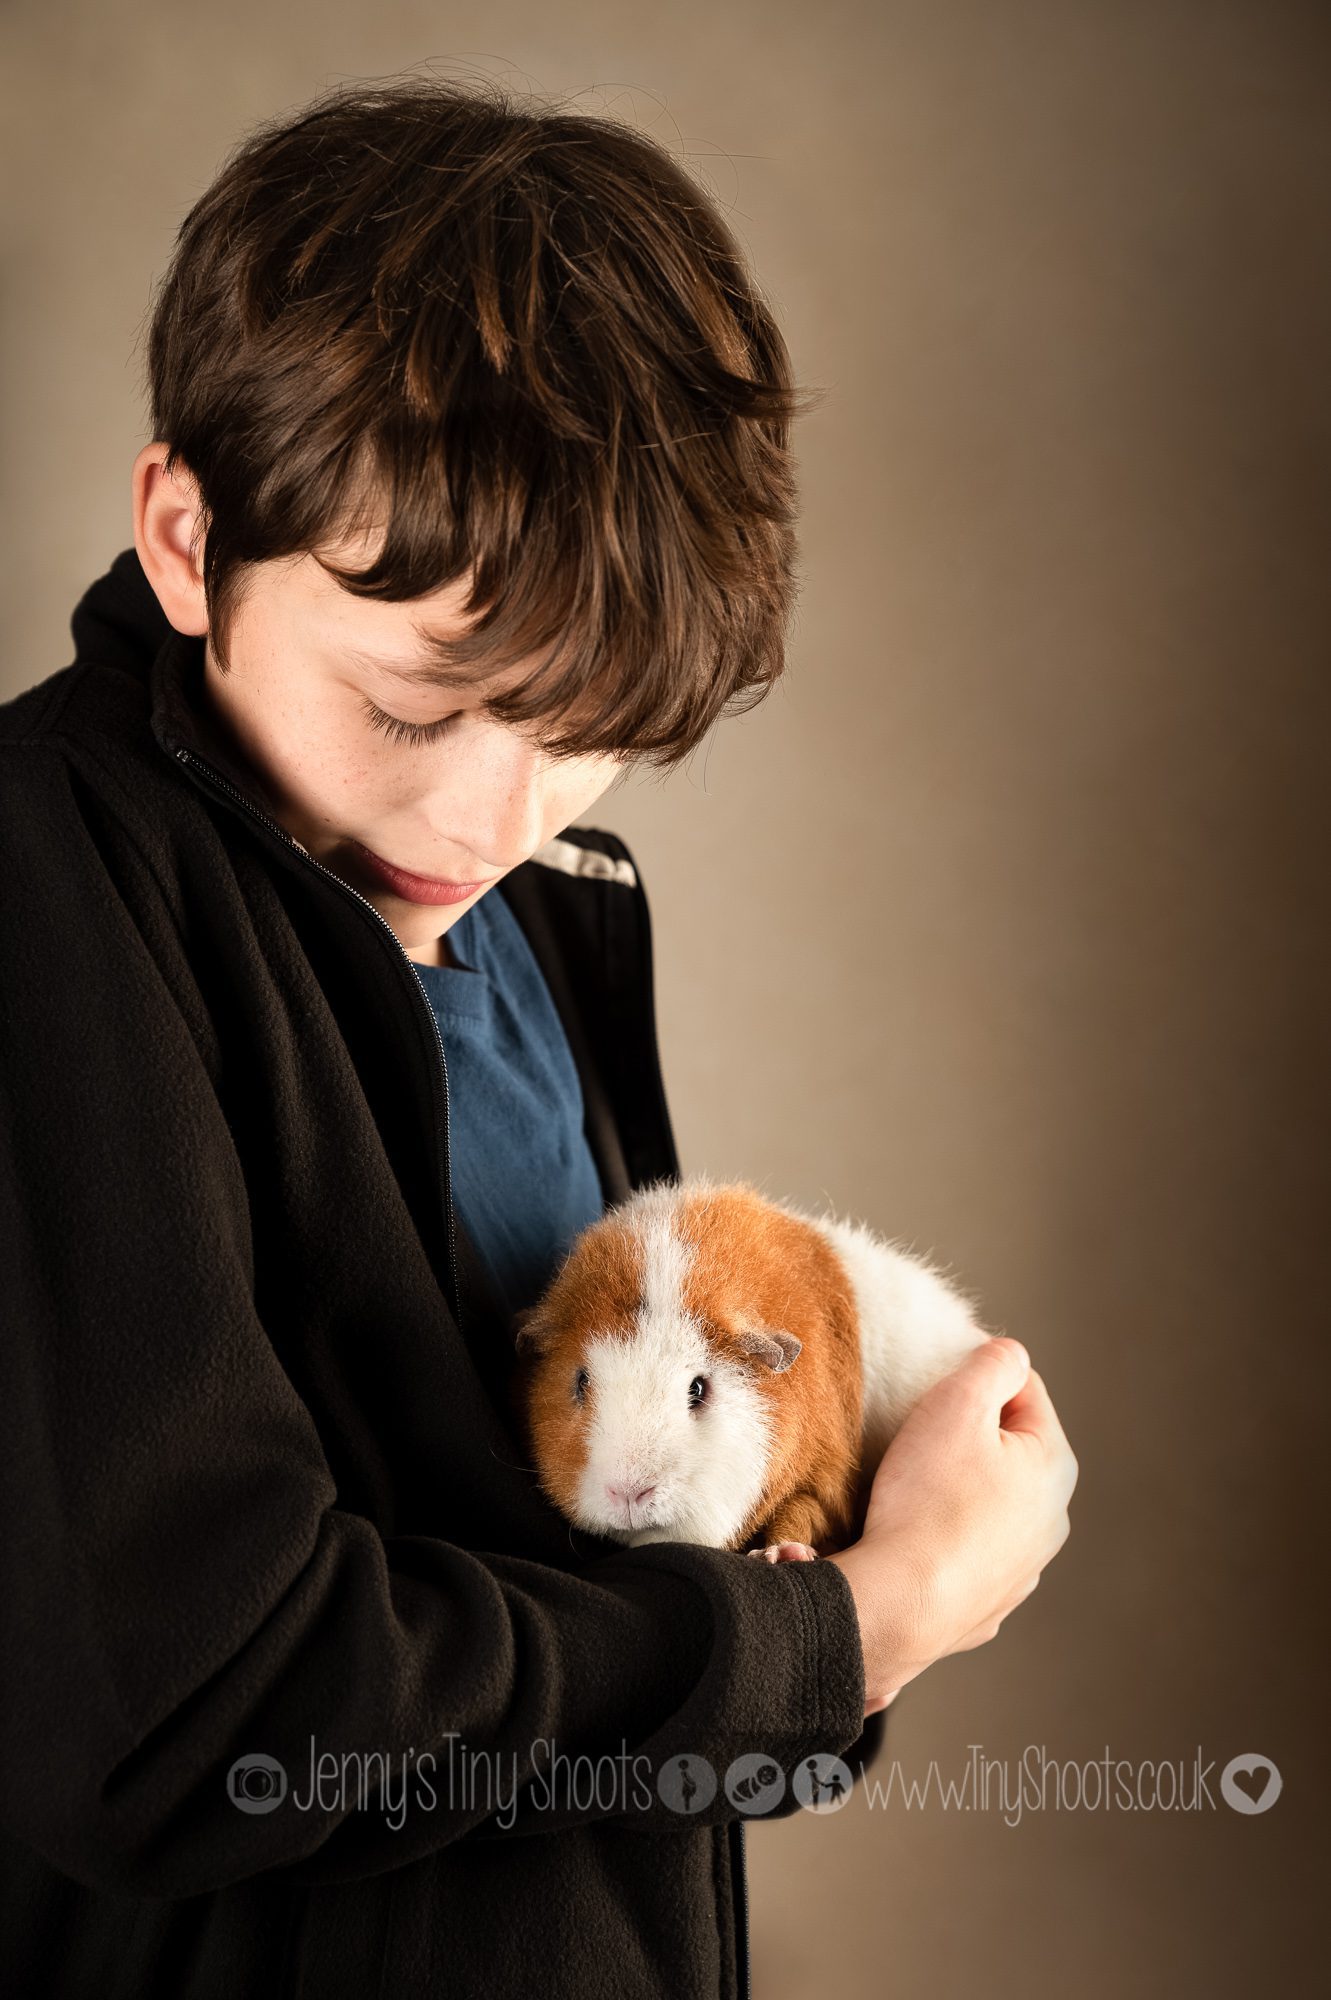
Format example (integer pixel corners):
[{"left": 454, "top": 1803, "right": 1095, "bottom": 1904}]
[{"left": 1220, "top": 1753, "right": 1282, "bottom": 1814}]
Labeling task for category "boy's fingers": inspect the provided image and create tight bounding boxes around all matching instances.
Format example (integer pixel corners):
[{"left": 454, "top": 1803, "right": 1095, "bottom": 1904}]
[
  {"left": 910, "top": 1335, "right": 1038, "bottom": 1439},
  {"left": 951, "top": 1334, "right": 1031, "bottom": 1416},
  {"left": 999, "top": 1361, "right": 1054, "bottom": 1433},
  {"left": 1001, "top": 1368, "right": 1080, "bottom": 1495}
]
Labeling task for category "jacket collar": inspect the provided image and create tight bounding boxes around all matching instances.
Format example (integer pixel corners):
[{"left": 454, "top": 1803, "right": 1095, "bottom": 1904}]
[
  {"left": 149, "top": 624, "right": 306, "bottom": 827},
  {"left": 69, "top": 545, "right": 297, "bottom": 815},
  {"left": 68, "top": 548, "right": 644, "bottom": 1211}
]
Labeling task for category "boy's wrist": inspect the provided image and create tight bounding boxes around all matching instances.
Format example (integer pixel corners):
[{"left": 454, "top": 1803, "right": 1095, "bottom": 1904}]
[{"left": 827, "top": 1539, "right": 928, "bottom": 1715}]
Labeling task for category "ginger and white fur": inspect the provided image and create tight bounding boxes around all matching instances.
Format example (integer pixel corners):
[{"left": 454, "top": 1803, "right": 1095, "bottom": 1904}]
[{"left": 513, "top": 1175, "right": 993, "bottom": 1561}]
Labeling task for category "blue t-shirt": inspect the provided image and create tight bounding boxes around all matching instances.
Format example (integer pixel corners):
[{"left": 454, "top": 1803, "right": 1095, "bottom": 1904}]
[{"left": 409, "top": 890, "right": 606, "bottom": 1321}]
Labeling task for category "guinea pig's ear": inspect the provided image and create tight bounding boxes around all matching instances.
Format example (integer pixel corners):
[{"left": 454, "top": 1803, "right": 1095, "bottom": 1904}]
[
  {"left": 735, "top": 1325, "right": 803, "bottom": 1373},
  {"left": 512, "top": 1306, "right": 545, "bottom": 1355}
]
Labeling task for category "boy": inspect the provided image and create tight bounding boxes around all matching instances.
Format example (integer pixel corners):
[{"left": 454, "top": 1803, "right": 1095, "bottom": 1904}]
[{"left": 0, "top": 77, "right": 1076, "bottom": 1997}]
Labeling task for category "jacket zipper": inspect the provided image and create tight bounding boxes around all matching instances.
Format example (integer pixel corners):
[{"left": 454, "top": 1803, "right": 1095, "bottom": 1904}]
[
  {"left": 170, "top": 744, "right": 462, "bottom": 1332},
  {"left": 175, "top": 740, "right": 748, "bottom": 1990},
  {"left": 733, "top": 1818, "right": 751, "bottom": 2000}
]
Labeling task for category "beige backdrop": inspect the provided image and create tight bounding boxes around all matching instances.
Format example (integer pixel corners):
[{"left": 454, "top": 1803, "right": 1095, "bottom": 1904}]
[{"left": 3, "top": 3, "right": 1326, "bottom": 1995}]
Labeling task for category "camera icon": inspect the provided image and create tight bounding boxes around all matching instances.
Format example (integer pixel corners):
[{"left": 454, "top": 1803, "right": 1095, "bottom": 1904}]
[{"left": 227, "top": 1754, "right": 288, "bottom": 1815}]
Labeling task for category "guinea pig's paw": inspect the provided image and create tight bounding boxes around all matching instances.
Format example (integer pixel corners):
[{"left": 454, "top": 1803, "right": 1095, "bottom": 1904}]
[{"left": 746, "top": 1540, "right": 820, "bottom": 1563}]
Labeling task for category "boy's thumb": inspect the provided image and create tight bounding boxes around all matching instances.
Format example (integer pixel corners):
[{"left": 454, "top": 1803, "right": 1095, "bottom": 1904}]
[
  {"left": 959, "top": 1334, "right": 1030, "bottom": 1403},
  {"left": 895, "top": 1334, "right": 1033, "bottom": 1443}
]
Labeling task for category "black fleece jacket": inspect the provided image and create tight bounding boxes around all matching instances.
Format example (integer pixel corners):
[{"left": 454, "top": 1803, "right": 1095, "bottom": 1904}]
[{"left": 0, "top": 549, "right": 887, "bottom": 1998}]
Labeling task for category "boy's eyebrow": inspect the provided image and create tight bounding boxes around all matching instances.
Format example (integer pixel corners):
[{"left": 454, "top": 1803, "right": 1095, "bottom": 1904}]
[{"left": 339, "top": 639, "right": 480, "bottom": 692}]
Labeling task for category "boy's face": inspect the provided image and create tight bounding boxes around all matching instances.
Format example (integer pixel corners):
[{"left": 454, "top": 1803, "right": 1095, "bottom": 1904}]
[{"left": 192, "top": 534, "right": 627, "bottom": 965}]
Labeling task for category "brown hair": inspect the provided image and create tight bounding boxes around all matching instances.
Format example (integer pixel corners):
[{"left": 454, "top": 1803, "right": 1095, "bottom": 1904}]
[{"left": 144, "top": 75, "right": 815, "bottom": 770}]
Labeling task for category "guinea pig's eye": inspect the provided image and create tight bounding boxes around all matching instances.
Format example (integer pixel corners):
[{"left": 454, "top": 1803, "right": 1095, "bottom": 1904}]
[
  {"left": 688, "top": 1375, "right": 709, "bottom": 1409},
  {"left": 573, "top": 1367, "right": 590, "bottom": 1402}
]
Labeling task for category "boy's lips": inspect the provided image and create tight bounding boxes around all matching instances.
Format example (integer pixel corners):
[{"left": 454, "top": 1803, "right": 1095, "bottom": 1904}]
[{"left": 351, "top": 841, "right": 496, "bottom": 906}]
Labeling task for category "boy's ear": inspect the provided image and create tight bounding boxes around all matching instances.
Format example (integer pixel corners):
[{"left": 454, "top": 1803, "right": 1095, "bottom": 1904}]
[{"left": 132, "top": 441, "right": 210, "bottom": 638}]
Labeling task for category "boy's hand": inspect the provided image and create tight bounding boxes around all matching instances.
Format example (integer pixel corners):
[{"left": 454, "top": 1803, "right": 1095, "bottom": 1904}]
[{"left": 827, "top": 1337, "right": 1078, "bottom": 1715}]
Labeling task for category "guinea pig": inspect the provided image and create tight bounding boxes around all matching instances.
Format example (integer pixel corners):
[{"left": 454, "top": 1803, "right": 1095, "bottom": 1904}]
[{"left": 511, "top": 1174, "right": 995, "bottom": 1563}]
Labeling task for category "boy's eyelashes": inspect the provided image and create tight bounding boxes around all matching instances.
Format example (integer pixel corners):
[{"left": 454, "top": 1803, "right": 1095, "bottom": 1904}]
[
  {"left": 359, "top": 695, "right": 461, "bottom": 747},
  {"left": 356, "top": 690, "right": 625, "bottom": 769}
]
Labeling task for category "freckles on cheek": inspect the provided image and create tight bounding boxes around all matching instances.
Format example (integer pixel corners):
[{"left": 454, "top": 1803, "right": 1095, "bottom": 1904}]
[
  {"left": 278, "top": 731, "right": 377, "bottom": 820},
  {"left": 334, "top": 758, "right": 376, "bottom": 792},
  {"left": 316, "top": 722, "right": 379, "bottom": 794}
]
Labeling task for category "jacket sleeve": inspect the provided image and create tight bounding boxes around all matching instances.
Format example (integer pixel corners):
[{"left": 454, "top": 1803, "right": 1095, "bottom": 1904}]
[{"left": 0, "top": 743, "right": 870, "bottom": 1898}]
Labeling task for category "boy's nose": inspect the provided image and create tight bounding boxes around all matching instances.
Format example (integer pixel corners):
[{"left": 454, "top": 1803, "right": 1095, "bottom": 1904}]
[{"left": 428, "top": 726, "right": 548, "bottom": 865}]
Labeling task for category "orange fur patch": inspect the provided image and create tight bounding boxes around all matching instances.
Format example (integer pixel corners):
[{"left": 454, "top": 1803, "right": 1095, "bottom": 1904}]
[
  {"left": 674, "top": 1184, "right": 865, "bottom": 1547},
  {"left": 512, "top": 1216, "right": 642, "bottom": 1522},
  {"left": 514, "top": 1182, "right": 868, "bottom": 1550}
]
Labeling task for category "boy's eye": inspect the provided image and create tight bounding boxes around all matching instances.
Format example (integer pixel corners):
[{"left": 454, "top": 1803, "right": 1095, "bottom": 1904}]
[{"left": 360, "top": 697, "right": 460, "bottom": 747}]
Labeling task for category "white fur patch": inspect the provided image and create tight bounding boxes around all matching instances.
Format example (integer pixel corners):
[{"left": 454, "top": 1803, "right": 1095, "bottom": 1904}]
[
  {"left": 572, "top": 1180, "right": 775, "bottom": 1549},
  {"left": 795, "top": 1204, "right": 990, "bottom": 1470}
]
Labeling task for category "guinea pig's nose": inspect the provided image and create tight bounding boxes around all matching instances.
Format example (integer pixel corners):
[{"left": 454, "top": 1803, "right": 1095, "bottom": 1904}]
[{"left": 606, "top": 1481, "right": 657, "bottom": 1510}]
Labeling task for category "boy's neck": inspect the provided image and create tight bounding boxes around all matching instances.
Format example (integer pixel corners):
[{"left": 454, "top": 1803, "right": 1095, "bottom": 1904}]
[{"left": 406, "top": 935, "right": 462, "bottom": 969}]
